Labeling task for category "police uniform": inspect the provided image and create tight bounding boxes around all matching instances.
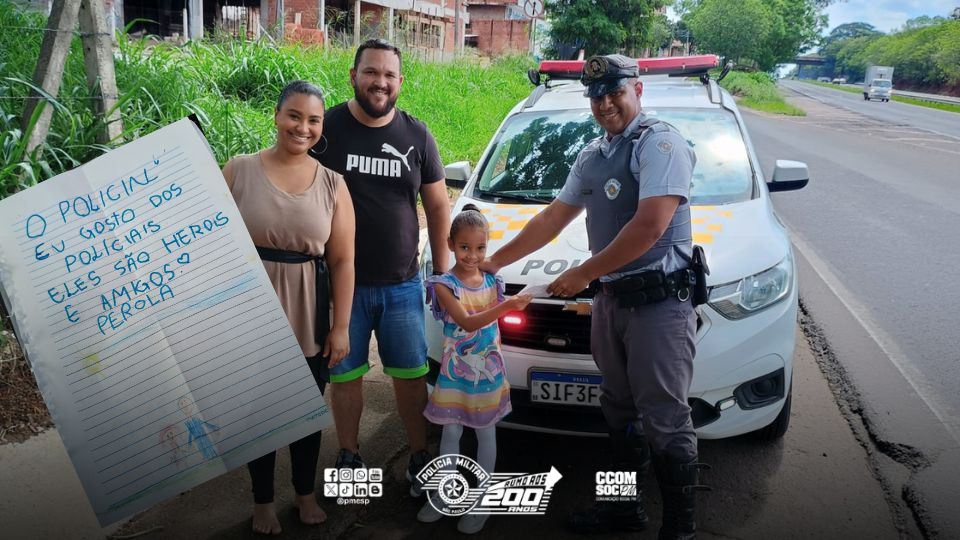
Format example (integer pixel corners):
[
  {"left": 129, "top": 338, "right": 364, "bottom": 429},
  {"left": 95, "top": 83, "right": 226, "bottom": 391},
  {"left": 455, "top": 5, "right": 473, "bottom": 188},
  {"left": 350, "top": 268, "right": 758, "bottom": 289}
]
[{"left": 561, "top": 55, "right": 705, "bottom": 540}]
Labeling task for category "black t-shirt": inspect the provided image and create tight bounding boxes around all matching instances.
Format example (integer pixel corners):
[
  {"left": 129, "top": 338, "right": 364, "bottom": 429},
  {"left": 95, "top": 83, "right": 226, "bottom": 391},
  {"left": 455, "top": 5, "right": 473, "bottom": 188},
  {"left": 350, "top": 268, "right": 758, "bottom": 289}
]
[{"left": 314, "top": 103, "right": 444, "bottom": 285}]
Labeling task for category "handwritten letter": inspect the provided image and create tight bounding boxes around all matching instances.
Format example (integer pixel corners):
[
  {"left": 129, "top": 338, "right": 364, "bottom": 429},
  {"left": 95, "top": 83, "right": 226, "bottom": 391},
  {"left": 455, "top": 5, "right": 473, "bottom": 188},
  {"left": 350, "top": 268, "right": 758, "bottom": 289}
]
[{"left": 0, "top": 119, "right": 331, "bottom": 525}]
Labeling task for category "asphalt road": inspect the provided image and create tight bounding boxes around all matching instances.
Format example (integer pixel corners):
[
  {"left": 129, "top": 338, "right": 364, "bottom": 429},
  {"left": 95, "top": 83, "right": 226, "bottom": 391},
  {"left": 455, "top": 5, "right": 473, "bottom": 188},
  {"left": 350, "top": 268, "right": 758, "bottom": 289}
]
[
  {"left": 778, "top": 79, "right": 960, "bottom": 140},
  {"left": 743, "top": 85, "right": 960, "bottom": 536}
]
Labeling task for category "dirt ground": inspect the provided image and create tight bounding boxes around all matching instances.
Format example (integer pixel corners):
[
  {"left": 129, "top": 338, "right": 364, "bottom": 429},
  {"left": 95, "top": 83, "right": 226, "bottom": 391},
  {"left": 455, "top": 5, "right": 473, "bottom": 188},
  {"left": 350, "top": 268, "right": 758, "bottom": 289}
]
[{"left": 0, "top": 318, "right": 51, "bottom": 445}]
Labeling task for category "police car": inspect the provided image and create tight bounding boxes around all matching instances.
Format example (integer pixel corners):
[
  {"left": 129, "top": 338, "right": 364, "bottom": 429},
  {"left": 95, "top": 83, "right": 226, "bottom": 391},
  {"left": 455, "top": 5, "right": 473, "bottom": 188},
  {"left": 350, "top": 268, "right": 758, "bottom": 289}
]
[{"left": 422, "top": 55, "right": 809, "bottom": 440}]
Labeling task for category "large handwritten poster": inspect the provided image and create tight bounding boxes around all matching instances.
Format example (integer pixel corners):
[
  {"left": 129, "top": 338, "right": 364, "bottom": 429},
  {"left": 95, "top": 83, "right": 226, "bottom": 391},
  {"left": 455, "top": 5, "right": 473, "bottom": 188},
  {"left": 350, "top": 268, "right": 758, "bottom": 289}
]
[{"left": 0, "top": 119, "right": 331, "bottom": 526}]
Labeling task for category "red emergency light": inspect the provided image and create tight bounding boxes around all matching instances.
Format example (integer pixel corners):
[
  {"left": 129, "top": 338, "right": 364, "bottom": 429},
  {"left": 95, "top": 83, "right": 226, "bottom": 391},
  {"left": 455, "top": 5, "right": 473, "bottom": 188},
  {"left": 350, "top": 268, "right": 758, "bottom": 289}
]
[
  {"left": 538, "top": 54, "right": 719, "bottom": 80},
  {"left": 501, "top": 313, "right": 525, "bottom": 327}
]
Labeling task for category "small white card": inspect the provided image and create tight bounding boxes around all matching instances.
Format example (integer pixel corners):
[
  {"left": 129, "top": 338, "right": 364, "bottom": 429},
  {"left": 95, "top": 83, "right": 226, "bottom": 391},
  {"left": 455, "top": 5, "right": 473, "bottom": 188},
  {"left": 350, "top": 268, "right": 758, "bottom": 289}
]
[{"left": 517, "top": 283, "right": 552, "bottom": 298}]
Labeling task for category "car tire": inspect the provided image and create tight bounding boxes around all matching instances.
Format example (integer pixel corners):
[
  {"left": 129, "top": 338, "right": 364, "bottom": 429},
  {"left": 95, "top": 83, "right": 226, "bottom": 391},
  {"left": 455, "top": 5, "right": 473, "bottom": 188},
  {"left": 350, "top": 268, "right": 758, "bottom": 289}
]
[
  {"left": 863, "top": 95, "right": 869, "bottom": 100},
  {"left": 752, "top": 385, "right": 791, "bottom": 441}
]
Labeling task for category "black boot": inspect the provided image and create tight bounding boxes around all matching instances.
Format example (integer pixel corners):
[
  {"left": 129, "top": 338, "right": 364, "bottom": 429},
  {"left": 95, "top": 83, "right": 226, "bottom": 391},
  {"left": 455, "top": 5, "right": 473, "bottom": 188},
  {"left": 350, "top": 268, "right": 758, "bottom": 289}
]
[
  {"left": 653, "top": 453, "right": 711, "bottom": 540},
  {"left": 567, "top": 429, "right": 650, "bottom": 533}
]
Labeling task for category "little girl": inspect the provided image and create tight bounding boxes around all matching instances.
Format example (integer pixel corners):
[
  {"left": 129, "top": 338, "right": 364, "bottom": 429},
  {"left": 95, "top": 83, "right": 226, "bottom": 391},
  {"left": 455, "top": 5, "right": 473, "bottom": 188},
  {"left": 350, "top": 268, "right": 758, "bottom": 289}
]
[{"left": 418, "top": 204, "right": 532, "bottom": 534}]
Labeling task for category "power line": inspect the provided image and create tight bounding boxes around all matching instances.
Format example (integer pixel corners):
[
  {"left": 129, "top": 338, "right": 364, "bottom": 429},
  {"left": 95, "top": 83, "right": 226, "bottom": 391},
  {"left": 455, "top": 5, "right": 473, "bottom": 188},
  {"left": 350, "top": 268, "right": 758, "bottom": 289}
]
[{"left": 0, "top": 24, "right": 110, "bottom": 37}]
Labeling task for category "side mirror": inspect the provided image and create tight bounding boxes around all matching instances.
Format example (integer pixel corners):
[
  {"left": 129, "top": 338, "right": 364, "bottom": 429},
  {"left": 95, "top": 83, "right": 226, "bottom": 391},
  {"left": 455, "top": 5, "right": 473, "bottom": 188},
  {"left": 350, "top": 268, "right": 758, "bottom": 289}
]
[
  {"left": 767, "top": 160, "right": 809, "bottom": 192},
  {"left": 444, "top": 161, "right": 471, "bottom": 189}
]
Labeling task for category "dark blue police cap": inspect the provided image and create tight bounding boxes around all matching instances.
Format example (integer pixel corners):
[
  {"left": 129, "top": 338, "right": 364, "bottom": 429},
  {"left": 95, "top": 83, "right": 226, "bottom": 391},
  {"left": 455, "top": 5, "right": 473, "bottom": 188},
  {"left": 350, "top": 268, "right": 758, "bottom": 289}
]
[{"left": 581, "top": 54, "right": 640, "bottom": 98}]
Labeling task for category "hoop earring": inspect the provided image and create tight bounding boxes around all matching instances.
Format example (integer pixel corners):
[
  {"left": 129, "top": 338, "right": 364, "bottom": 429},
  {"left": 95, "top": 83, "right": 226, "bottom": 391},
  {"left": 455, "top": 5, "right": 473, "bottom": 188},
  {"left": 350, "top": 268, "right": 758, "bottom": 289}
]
[{"left": 313, "top": 134, "right": 329, "bottom": 154}]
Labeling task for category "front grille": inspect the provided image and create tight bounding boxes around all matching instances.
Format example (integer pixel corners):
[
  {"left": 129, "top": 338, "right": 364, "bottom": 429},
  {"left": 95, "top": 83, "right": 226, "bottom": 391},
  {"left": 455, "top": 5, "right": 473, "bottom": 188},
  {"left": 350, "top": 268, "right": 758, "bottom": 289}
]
[
  {"left": 501, "top": 283, "right": 701, "bottom": 355},
  {"left": 500, "top": 300, "right": 593, "bottom": 354}
]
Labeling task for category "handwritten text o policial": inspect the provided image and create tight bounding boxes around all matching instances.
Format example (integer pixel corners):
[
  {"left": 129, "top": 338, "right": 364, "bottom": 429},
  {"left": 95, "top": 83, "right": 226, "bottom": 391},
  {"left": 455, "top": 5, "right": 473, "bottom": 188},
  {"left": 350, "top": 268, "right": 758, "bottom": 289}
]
[{"left": 24, "top": 168, "right": 161, "bottom": 241}]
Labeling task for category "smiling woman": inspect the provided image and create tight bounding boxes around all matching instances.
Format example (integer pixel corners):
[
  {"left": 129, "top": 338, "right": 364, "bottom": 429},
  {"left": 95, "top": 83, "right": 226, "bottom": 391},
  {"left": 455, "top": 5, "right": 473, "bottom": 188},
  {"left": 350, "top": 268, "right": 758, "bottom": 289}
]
[{"left": 220, "top": 80, "right": 357, "bottom": 535}]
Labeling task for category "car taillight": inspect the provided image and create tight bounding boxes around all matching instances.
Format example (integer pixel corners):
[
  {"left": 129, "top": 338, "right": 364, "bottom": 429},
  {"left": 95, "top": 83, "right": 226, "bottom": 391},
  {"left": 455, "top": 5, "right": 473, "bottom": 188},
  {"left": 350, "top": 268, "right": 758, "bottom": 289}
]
[{"left": 501, "top": 313, "right": 525, "bottom": 327}]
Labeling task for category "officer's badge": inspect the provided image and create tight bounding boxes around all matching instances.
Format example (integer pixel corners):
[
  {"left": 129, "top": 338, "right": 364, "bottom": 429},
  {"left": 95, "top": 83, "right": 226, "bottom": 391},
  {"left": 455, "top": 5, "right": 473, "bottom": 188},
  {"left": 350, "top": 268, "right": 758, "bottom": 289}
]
[
  {"left": 604, "top": 178, "right": 622, "bottom": 200},
  {"left": 657, "top": 139, "right": 673, "bottom": 154}
]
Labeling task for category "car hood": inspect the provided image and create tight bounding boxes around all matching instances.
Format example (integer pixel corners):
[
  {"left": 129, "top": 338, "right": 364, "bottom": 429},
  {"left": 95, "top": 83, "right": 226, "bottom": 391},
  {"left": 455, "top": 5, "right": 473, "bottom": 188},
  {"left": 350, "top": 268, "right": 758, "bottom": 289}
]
[{"left": 452, "top": 198, "right": 790, "bottom": 287}]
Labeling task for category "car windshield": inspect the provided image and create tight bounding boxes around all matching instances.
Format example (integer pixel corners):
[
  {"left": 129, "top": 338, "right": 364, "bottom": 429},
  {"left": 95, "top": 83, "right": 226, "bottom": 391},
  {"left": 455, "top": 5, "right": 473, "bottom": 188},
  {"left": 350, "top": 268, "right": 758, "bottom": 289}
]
[
  {"left": 473, "top": 108, "right": 754, "bottom": 205},
  {"left": 873, "top": 79, "right": 892, "bottom": 88}
]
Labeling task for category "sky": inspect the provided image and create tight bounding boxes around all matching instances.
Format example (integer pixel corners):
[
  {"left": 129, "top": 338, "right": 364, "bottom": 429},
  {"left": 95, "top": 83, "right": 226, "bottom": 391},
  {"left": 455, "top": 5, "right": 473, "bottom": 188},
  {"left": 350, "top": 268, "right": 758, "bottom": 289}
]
[
  {"left": 668, "top": 1, "right": 958, "bottom": 35},
  {"left": 822, "top": 0, "right": 958, "bottom": 34}
]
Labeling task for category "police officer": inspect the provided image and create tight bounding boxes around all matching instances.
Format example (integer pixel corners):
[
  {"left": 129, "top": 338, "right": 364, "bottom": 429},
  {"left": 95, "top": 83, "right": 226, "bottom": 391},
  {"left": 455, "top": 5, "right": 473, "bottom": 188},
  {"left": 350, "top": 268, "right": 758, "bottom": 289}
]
[{"left": 483, "top": 54, "right": 706, "bottom": 539}]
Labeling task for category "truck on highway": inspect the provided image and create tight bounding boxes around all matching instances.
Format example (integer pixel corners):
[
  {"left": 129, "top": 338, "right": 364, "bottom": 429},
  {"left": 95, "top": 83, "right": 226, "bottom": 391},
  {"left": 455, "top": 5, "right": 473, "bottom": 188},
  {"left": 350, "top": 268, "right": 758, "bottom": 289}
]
[{"left": 863, "top": 65, "right": 894, "bottom": 101}]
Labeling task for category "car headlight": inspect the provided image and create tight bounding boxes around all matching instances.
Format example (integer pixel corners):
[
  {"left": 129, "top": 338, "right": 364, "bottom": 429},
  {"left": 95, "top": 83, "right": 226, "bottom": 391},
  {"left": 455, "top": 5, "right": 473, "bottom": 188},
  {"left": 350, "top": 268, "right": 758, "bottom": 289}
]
[{"left": 707, "top": 253, "right": 793, "bottom": 319}]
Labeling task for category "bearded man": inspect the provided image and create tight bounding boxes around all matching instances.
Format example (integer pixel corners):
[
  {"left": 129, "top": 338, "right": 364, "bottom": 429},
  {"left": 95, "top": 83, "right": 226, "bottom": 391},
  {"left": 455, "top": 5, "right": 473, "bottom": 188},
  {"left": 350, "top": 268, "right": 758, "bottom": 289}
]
[{"left": 311, "top": 39, "right": 450, "bottom": 497}]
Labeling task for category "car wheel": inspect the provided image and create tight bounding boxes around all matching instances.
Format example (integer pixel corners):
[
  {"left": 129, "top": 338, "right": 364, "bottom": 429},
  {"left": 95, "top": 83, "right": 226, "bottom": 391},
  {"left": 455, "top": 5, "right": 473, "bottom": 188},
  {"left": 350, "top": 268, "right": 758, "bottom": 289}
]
[
  {"left": 863, "top": 95, "right": 869, "bottom": 100},
  {"left": 752, "top": 385, "right": 791, "bottom": 441}
]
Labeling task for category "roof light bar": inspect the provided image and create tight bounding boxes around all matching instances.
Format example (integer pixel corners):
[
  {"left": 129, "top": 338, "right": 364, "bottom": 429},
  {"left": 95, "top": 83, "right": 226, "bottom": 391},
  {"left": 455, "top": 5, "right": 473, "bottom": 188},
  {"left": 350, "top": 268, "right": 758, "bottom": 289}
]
[{"left": 538, "top": 55, "right": 720, "bottom": 80}]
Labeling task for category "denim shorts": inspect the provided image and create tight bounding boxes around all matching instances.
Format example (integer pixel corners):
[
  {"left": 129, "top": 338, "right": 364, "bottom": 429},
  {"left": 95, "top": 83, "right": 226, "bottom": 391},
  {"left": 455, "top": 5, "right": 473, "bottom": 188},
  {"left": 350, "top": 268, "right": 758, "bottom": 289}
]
[{"left": 329, "top": 275, "right": 428, "bottom": 383}]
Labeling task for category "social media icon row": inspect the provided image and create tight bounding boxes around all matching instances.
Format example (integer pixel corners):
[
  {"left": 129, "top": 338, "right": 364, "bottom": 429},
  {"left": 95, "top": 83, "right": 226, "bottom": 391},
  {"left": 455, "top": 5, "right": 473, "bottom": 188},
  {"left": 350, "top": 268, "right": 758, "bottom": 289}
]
[
  {"left": 323, "top": 482, "right": 383, "bottom": 497},
  {"left": 323, "top": 468, "right": 383, "bottom": 483}
]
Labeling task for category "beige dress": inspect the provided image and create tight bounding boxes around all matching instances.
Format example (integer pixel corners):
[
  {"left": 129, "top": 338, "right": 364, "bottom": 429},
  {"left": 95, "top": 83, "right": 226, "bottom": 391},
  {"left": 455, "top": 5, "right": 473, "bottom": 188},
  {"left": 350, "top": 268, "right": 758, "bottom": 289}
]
[{"left": 228, "top": 153, "right": 342, "bottom": 357}]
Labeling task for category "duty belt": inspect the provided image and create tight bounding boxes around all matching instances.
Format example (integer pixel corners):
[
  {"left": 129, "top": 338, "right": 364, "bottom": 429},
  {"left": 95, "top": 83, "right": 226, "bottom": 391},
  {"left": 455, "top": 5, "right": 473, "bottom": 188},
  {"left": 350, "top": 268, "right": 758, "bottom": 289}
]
[{"left": 600, "top": 267, "right": 696, "bottom": 307}]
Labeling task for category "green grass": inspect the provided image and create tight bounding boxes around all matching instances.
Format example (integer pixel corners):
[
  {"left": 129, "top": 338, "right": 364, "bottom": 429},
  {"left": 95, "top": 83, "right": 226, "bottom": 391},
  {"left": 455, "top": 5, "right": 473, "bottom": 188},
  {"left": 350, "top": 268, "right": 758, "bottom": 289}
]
[
  {"left": 0, "top": 0, "right": 534, "bottom": 196},
  {"left": 718, "top": 71, "right": 805, "bottom": 116},
  {"left": 799, "top": 80, "right": 960, "bottom": 114}
]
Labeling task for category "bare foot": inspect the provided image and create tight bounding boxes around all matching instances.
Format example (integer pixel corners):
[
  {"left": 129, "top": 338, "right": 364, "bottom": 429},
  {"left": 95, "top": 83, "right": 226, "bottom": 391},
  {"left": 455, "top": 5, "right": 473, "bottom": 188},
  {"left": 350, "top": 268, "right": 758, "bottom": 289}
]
[
  {"left": 295, "top": 493, "right": 328, "bottom": 525},
  {"left": 252, "top": 502, "right": 282, "bottom": 535}
]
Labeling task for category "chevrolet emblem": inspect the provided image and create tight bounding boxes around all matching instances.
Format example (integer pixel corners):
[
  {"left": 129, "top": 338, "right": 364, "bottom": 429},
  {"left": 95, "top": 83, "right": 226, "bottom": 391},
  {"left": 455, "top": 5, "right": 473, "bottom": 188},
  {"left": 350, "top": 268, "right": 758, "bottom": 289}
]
[{"left": 563, "top": 300, "right": 593, "bottom": 316}]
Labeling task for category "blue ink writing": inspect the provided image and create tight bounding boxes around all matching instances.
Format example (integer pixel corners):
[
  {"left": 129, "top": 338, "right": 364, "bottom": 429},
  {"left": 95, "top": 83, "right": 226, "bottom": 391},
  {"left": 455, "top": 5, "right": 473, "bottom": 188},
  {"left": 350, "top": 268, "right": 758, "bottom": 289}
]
[
  {"left": 113, "top": 250, "right": 151, "bottom": 277},
  {"left": 25, "top": 213, "right": 47, "bottom": 238},
  {"left": 98, "top": 263, "right": 176, "bottom": 312},
  {"left": 122, "top": 220, "right": 161, "bottom": 247},
  {"left": 78, "top": 208, "right": 137, "bottom": 240},
  {"left": 64, "top": 238, "right": 124, "bottom": 273},
  {"left": 148, "top": 183, "right": 183, "bottom": 209},
  {"left": 96, "top": 283, "right": 174, "bottom": 335},
  {"left": 161, "top": 212, "right": 229, "bottom": 254},
  {"left": 34, "top": 239, "right": 66, "bottom": 262},
  {"left": 46, "top": 270, "right": 102, "bottom": 304},
  {"left": 55, "top": 167, "right": 159, "bottom": 225}
]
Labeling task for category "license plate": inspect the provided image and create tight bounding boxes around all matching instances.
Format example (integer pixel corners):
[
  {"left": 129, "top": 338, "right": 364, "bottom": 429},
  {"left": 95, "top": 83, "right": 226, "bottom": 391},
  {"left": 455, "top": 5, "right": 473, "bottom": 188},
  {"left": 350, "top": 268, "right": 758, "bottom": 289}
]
[{"left": 530, "top": 371, "right": 602, "bottom": 407}]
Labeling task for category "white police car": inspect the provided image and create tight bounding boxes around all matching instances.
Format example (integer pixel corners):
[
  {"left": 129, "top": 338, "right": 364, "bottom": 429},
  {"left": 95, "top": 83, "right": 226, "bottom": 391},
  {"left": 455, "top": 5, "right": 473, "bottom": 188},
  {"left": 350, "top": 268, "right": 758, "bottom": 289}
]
[{"left": 423, "top": 55, "right": 809, "bottom": 440}]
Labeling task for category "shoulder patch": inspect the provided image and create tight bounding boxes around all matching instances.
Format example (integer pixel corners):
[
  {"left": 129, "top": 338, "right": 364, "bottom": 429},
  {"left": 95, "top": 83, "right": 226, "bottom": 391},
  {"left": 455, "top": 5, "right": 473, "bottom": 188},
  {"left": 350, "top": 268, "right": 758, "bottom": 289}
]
[{"left": 657, "top": 139, "right": 673, "bottom": 154}]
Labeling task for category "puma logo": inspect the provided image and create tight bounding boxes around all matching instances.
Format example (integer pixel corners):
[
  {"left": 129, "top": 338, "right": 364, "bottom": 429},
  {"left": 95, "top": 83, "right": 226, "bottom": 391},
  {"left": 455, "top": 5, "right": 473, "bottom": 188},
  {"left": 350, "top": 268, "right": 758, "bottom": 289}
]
[{"left": 381, "top": 143, "right": 415, "bottom": 172}]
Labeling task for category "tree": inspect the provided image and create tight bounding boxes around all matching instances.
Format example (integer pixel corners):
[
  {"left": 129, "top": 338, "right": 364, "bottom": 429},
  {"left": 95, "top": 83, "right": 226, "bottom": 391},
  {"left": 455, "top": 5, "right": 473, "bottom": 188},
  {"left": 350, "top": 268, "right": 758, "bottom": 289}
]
[
  {"left": 688, "top": 0, "right": 771, "bottom": 67},
  {"left": 545, "top": 0, "right": 668, "bottom": 58},
  {"left": 899, "top": 15, "right": 947, "bottom": 31},
  {"left": 753, "top": 0, "right": 827, "bottom": 71},
  {"left": 824, "top": 22, "right": 881, "bottom": 42},
  {"left": 685, "top": 0, "right": 829, "bottom": 70},
  {"left": 649, "top": 14, "right": 675, "bottom": 53}
]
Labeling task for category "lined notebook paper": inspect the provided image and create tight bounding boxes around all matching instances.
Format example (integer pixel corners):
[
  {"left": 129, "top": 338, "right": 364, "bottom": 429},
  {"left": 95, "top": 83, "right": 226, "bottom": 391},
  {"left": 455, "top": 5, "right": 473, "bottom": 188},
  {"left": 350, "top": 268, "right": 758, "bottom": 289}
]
[{"left": 0, "top": 118, "right": 331, "bottom": 526}]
